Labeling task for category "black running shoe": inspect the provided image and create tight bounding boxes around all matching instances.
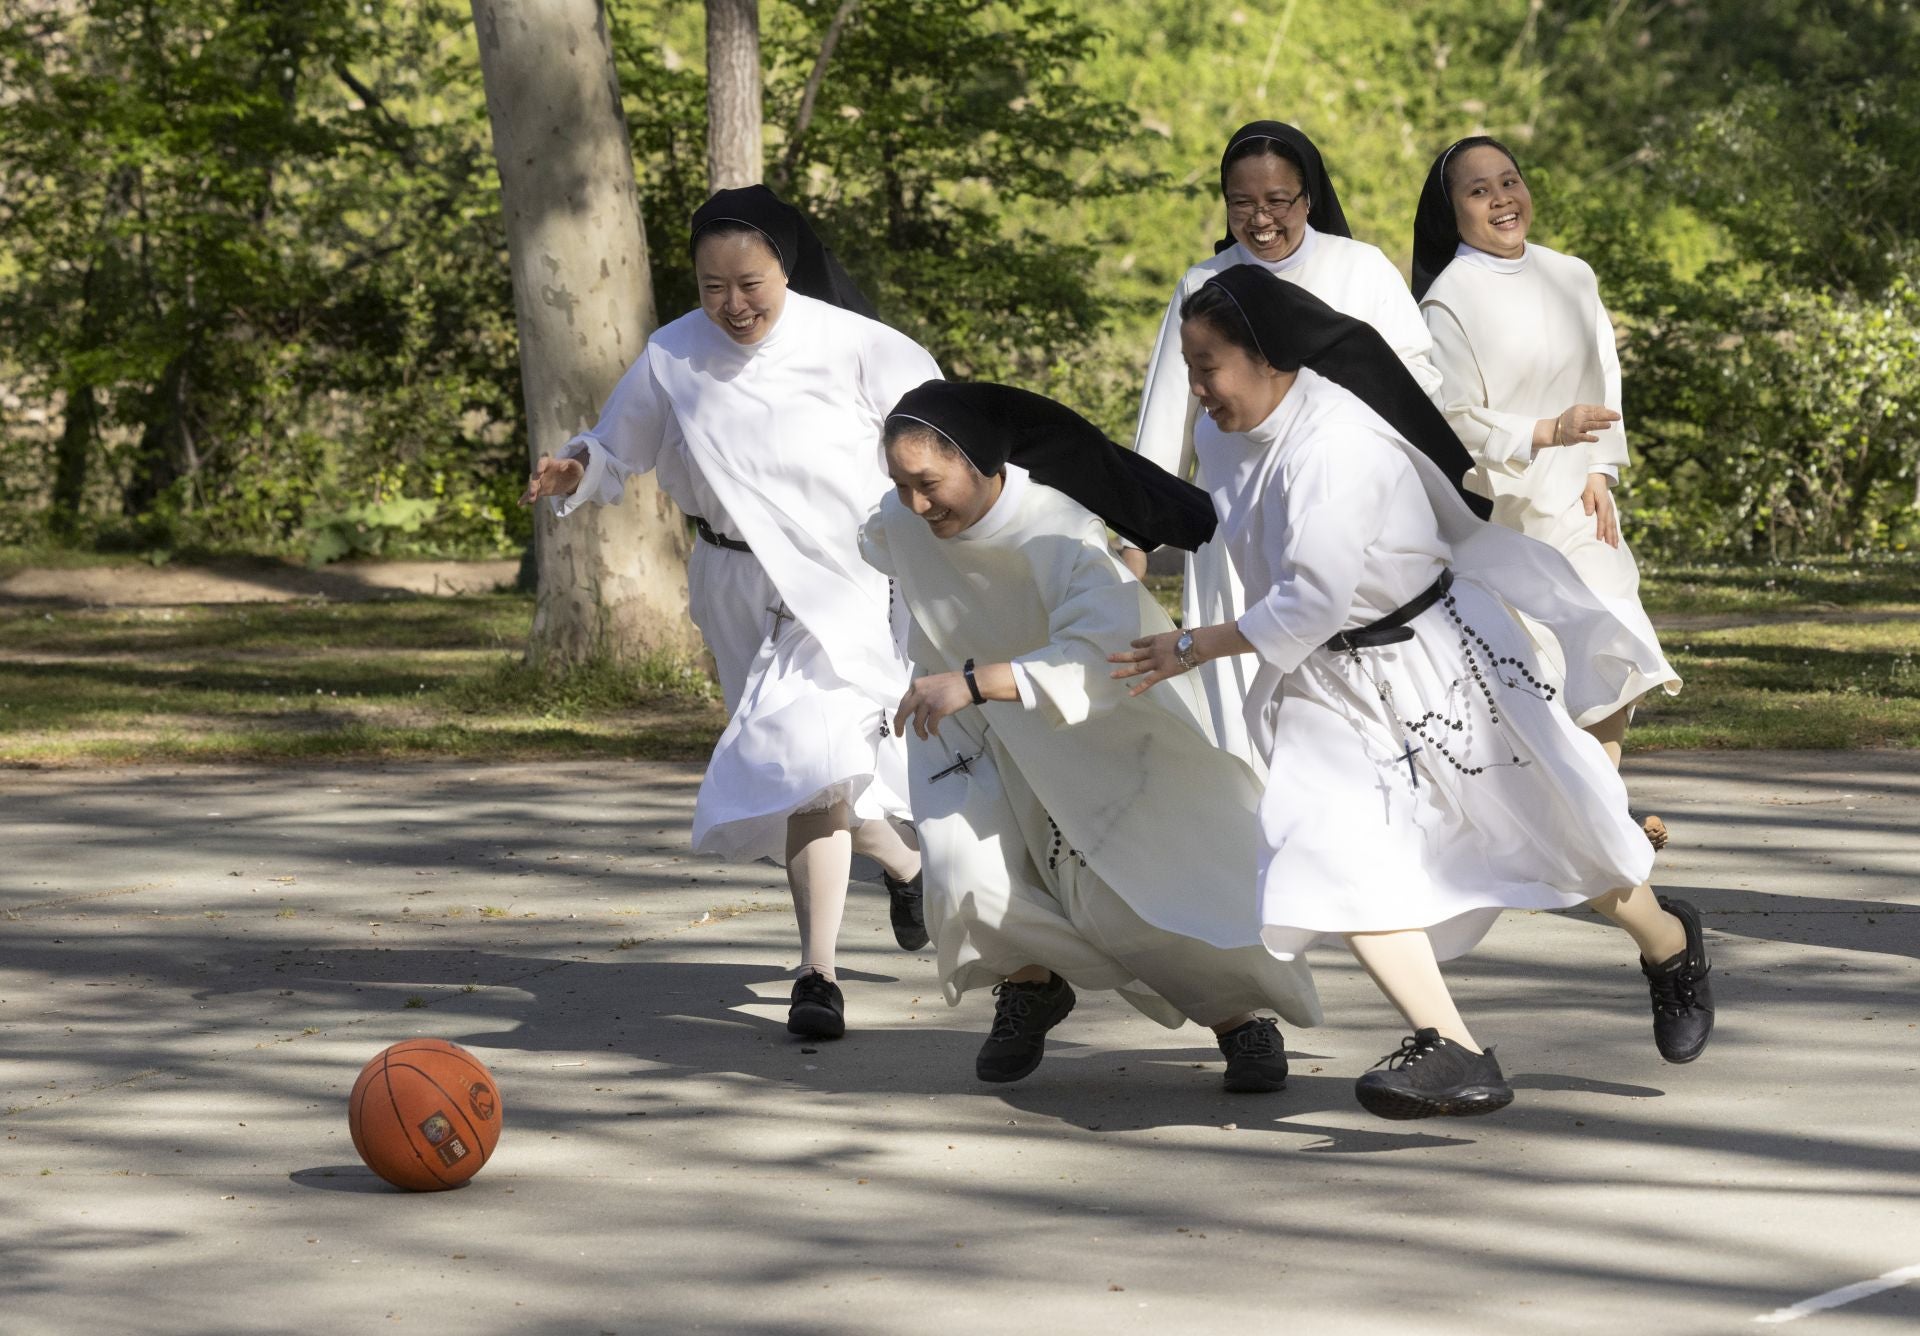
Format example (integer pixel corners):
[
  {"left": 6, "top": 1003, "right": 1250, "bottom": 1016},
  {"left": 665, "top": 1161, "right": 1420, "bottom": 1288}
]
[
  {"left": 976, "top": 975, "right": 1075, "bottom": 1083},
  {"left": 1216, "top": 1017, "right": 1288, "bottom": 1093},
  {"left": 1642, "top": 895, "right": 1714, "bottom": 1063},
  {"left": 1354, "top": 1028, "right": 1514, "bottom": 1120},
  {"left": 787, "top": 971, "right": 846, "bottom": 1040},
  {"left": 884, "top": 869, "right": 929, "bottom": 952}
]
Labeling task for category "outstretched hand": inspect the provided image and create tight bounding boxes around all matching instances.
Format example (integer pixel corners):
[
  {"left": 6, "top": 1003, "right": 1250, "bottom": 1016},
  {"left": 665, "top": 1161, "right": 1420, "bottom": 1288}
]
[
  {"left": 893, "top": 672, "right": 974, "bottom": 741},
  {"left": 1542, "top": 404, "right": 1621, "bottom": 448},
  {"left": 1108, "top": 632, "right": 1188, "bottom": 697},
  {"left": 520, "top": 454, "right": 586, "bottom": 507}
]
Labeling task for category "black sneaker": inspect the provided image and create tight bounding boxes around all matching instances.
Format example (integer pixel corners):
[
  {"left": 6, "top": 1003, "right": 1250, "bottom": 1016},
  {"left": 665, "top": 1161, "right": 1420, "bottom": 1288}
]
[
  {"left": 884, "top": 870, "right": 929, "bottom": 952},
  {"left": 1642, "top": 895, "right": 1714, "bottom": 1063},
  {"left": 975, "top": 975, "right": 1075, "bottom": 1083},
  {"left": 1354, "top": 1028, "right": 1514, "bottom": 1120},
  {"left": 787, "top": 971, "right": 846, "bottom": 1040},
  {"left": 1216, "top": 1017, "right": 1288, "bottom": 1093}
]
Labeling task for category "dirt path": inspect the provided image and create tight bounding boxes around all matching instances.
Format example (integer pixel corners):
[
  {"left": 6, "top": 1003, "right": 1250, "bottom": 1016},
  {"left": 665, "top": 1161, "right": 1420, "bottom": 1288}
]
[{"left": 0, "top": 557, "right": 521, "bottom": 606}]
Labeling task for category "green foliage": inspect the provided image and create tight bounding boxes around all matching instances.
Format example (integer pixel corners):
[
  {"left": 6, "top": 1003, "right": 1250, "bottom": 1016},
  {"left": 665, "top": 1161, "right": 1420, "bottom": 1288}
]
[
  {"left": 0, "top": 0, "right": 527, "bottom": 558},
  {"left": 1544, "top": 1, "right": 1920, "bottom": 559},
  {"left": 3, "top": 0, "right": 1915, "bottom": 563},
  {"left": 612, "top": 0, "right": 1153, "bottom": 415}
]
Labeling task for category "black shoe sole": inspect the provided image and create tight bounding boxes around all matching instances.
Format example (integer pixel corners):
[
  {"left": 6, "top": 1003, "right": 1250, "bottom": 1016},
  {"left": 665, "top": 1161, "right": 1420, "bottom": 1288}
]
[
  {"left": 1355, "top": 1081, "right": 1514, "bottom": 1121},
  {"left": 1656, "top": 1029, "right": 1712, "bottom": 1064},
  {"left": 787, "top": 1005, "right": 846, "bottom": 1040},
  {"left": 891, "top": 923, "right": 930, "bottom": 952},
  {"left": 1222, "top": 1070, "right": 1288, "bottom": 1094}
]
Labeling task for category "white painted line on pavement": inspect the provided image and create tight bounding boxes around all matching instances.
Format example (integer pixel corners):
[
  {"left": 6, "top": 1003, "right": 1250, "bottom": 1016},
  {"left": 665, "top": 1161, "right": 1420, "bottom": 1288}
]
[{"left": 1754, "top": 1263, "right": 1920, "bottom": 1324}]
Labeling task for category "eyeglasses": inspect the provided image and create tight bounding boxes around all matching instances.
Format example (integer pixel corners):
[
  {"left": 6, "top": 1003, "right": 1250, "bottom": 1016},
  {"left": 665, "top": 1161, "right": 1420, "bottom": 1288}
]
[{"left": 1226, "top": 192, "right": 1308, "bottom": 223}]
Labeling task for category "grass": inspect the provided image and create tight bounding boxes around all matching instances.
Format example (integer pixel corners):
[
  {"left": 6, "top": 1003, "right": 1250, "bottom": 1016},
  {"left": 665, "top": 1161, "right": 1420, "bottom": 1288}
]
[
  {"left": 3, "top": 558, "right": 1915, "bottom": 765},
  {"left": 0, "top": 594, "right": 724, "bottom": 766}
]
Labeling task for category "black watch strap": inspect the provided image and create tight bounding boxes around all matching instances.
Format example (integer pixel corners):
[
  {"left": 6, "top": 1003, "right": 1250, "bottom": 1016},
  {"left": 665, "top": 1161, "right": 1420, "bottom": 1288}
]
[{"left": 963, "top": 658, "right": 987, "bottom": 705}]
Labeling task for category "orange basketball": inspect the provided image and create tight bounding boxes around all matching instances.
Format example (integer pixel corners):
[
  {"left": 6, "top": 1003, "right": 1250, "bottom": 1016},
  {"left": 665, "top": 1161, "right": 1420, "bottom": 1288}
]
[{"left": 348, "top": 1039, "right": 503, "bottom": 1191}]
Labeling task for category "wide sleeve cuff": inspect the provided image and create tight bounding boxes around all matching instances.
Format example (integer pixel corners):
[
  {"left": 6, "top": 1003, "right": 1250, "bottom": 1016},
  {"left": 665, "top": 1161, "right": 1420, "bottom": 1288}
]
[
  {"left": 1589, "top": 464, "right": 1619, "bottom": 482},
  {"left": 1470, "top": 409, "right": 1542, "bottom": 474},
  {"left": 1009, "top": 652, "right": 1101, "bottom": 727},
  {"left": 1236, "top": 596, "right": 1319, "bottom": 677},
  {"left": 1006, "top": 660, "right": 1039, "bottom": 710},
  {"left": 549, "top": 434, "right": 623, "bottom": 518}
]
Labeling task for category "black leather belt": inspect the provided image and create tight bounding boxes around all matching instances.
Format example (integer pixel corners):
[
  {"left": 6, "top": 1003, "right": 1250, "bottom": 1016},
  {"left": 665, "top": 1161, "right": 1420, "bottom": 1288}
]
[
  {"left": 1324, "top": 569, "right": 1453, "bottom": 652},
  {"left": 691, "top": 515, "right": 751, "bottom": 553}
]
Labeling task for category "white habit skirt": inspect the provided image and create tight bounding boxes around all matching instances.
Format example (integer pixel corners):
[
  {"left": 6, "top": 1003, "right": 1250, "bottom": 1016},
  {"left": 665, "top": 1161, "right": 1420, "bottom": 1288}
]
[
  {"left": 1180, "top": 536, "right": 1266, "bottom": 774},
  {"left": 913, "top": 710, "right": 1319, "bottom": 1030},
  {"left": 1256, "top": 577, "right": 1655, "bottom": 961},
  {"left": 1506, "top": 501, "right": 1681, "bottom": 723},
  {"left": 686, "top": 541, "right": 909, "bottom": 863}
]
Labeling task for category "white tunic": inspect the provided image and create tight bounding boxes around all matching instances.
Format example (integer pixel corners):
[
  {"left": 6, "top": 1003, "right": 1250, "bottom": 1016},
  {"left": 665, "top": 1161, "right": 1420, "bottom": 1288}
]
[
  {"left": 1132, "top": 227, "right": 1443, "bottom": 767},
  {"left": 860, "top": 467, "right": 1320, "bottom": 1029},
  {"left": 1421, "top": 242, "right": 1680, "bottom": 717},
  {"left": 557, "top": 293, "right": 941, "bottom": 861},
  {"left": 1196, "top": 368, "right": 1662, "bottom": 960}
]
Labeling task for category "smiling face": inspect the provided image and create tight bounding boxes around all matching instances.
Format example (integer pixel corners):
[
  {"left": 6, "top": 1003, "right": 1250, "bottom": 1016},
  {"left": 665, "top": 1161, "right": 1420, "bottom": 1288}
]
[
  {"left": 885, "top": 427, "right": 1003, "bottom": 539},
  {"left": 1180, "top": 314, "right": 1292, "bottom": 435},
  {"left": 694, "top": 228, "right": 790, "bottom": 344},
  {"left": 1449, "top": 144, "right": 1532, "bottom": 259},
  {"left": 1224, "top": 151, "right": 1311, "bottom": 263}
]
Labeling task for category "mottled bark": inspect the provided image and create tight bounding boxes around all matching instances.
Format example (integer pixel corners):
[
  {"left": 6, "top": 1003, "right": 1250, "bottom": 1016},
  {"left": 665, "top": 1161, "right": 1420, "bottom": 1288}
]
[
  {"left": 471, "top": 0, "right": 698, "bottom": 668},
  {"left": 704, "top": 0, "right": 762, "bottom": 189}
]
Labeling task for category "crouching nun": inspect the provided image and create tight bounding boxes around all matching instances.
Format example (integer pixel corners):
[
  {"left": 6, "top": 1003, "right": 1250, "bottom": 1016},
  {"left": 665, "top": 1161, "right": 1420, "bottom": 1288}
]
[
  {"left": 1112, "top": 266, "right": 1716, "bottom": 1121},
  {"left": 860, "top": 380, "right": 1320, "bottom": 1090},
  {"left": 523, "top": 186, "right": 936, "bottom": 1040}
]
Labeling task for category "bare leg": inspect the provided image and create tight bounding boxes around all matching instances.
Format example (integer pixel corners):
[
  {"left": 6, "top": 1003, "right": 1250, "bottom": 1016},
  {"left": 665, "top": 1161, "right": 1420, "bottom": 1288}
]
[
  {"left": 1343, "top": 930, "right": 1479, "bottom": 1051},
  {"left": 851, "top": 817, "right": 921, "bottom": 882},
  {"left": 1588, "top": 880, "right": 1686, "bottom": 963},
  {"left": 786, "top": 801, "right": 854, "bottom": 979},
  {"left": 1583, "top": 705, "right": 1630, "bottom": 768}
]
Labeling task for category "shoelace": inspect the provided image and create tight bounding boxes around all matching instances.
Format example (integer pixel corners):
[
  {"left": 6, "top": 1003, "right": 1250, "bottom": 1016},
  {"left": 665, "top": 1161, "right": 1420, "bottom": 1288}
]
[
  {"left": 794, "top": 974, "right": 837, "bottom": 1006},
  {"left": 1647, "top": 959, "right": 1703, "bottom": 1015},
  {"left": 1222, "top": 1022, "right": 1278, "bottom": 1058},
  {"left": 1370, "top": 1032, "right": 1441, "bottom": 1071},
  {"left": 988, "top": 983, "right": 1046, "bottom": 1041}
]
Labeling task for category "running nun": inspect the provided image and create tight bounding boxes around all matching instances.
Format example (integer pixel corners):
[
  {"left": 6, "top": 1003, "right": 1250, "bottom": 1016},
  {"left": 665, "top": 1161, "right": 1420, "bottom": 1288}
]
[
  {"left": 1111, "top": 266, "right": 1717, "bottom": 1120},
  {"left": 1413, "top": 135, "right": 1682, "bottom": 846},
  {"left": 861, "top": 379, "right": 1320, "bottom": 1089},
  {"left": 1126, "top": 121, "right": 1442, "bottom": 768},
  {"left": 523, "top": 186, "right": 935, "bottom": 1040}
]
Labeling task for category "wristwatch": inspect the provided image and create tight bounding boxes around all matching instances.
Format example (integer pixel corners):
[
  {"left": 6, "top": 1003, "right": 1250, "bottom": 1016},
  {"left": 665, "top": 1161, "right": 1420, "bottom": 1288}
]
[{"left": 1174, "top": 631, "right": 1199, "bottom": 671}]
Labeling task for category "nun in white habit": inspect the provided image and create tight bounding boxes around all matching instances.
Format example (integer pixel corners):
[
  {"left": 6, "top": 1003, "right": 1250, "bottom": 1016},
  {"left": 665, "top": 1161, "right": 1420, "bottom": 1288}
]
[
  {"left": 861, "top": 379, "right": 1319, "bottom": 1090},
  {"left": 522, "top": 186, "right": 937, "bottom": 1040},
  {"left": 1413, "top": 135, "right": 1681, "bottom": 845},
  {"left": 1113, "top": 267, "right": 1717, "bottom": 1122},
  {"left": 1124, "top": 122, "right": 1442, "bottom": 769}
]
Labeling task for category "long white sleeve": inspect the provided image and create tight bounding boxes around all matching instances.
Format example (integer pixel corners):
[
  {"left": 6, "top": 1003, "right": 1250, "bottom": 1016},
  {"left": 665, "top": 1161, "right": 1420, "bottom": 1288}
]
[
  {"left": 1131, "top": 285, "right": 1201, "bottom": 481},
  {"left": 1424, "top": 300, "right": 1539, "bottom": 479},
  {"left": 551, "top": 352, "right": 674, "bottom": 517},
  {"left": 1236, "top": 442, "right": 1392, "bottom": 675},
  {"left": 856, "top": 321, "right": 944, "bottom": 421},
  {"left": 1015, "top": 531, "right": 1167, "bottom": 729},
  {"left": 1355, "top": 248, "right": 1444, "bottom": 403},
  {"left": 1589, "top": 298, "right": 1631, "bottom": 469}
]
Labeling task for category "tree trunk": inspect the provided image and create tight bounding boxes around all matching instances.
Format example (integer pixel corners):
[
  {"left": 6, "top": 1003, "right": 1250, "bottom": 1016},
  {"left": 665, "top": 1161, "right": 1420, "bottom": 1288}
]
[
  {"left": 471, "top": 0, "right": 698, "bottom": 671},
  {"left": 705, "top": 0, "right": 762, "bottom": 189},
  {"left": 51, "top": 383, "right": 96, "bottom": 535}
]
